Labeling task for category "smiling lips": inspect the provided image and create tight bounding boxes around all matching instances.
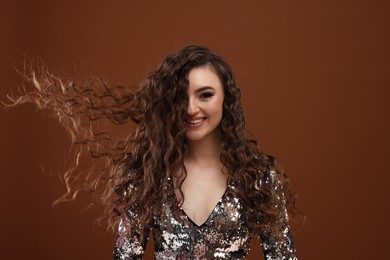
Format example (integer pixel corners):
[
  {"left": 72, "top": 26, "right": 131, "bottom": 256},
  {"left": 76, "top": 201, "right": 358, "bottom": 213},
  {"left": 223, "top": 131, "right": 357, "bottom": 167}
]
[{"left": 185, "top": 117, "right": 207, "bottom": 128}]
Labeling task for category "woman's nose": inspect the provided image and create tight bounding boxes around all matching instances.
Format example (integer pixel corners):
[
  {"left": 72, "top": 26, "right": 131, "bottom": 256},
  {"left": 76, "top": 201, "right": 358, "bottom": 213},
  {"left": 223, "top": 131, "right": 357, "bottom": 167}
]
[{"left": 187, "top": 99, "right": 200, "bottom": 115}]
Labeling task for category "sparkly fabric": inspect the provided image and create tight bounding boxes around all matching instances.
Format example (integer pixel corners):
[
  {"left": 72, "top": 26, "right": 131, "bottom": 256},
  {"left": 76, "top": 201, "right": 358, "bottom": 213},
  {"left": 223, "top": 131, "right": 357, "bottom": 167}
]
[{"left": 114, "top": 169, "right": 297, "bottom": 259}]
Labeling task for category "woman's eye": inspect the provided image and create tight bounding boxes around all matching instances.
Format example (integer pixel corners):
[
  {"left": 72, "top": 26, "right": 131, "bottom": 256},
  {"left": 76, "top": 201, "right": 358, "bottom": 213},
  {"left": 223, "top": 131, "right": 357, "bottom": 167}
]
[{"left": 200, "top": 92, "right": 214, "bottom": 99}]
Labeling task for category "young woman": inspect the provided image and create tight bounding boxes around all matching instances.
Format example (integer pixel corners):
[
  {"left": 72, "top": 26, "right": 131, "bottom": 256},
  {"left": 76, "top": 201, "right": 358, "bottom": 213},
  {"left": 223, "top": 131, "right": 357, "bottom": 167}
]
[{"left": 5, "top": 45, "right": 298, "bottom": 259}]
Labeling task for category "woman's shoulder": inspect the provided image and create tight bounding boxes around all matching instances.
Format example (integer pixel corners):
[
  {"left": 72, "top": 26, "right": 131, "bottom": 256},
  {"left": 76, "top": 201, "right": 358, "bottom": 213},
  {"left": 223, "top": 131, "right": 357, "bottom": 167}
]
[
  {"left": 252, "top": 153, "right": 276, "bottom": 174},
  {"left": 251, "top": 153, "right": 282, "bottom": 190}
]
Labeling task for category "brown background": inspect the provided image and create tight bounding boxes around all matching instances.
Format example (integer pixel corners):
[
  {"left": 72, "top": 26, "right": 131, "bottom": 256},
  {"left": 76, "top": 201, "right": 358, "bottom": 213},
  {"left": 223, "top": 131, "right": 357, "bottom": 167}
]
[{"left": 1, "top": 0, "right": 389, "bottom": 259}]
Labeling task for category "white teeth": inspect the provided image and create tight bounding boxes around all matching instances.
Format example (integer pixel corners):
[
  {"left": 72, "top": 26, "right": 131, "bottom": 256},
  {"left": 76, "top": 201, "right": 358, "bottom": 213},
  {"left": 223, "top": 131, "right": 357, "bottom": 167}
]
[{"left": 187, "top": 118, "right": 204, "bottom": 124}]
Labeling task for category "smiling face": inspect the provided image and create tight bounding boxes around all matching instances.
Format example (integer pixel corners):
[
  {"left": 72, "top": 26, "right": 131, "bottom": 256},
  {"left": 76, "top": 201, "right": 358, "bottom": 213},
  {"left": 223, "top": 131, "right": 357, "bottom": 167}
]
[{"left": 185, "top": 65, "right": 224, "bottom": 142}]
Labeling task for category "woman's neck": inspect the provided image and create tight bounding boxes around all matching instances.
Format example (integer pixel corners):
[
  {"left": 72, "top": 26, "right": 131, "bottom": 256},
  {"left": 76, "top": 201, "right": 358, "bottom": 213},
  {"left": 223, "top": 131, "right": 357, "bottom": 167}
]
[{"left": 185, "top": 132, "right": 222, "bottom": 167}]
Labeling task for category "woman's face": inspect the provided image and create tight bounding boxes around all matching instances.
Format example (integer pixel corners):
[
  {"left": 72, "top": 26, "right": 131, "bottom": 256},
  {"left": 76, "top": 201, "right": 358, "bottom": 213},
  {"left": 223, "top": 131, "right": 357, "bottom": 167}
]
[{"left": 185, "top": 65, "right": 224, "bottom": 142}]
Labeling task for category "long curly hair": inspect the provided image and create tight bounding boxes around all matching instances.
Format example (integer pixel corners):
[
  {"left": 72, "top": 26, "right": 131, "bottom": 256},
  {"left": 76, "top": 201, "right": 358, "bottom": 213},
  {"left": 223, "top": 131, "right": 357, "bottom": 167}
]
[{"left": 3, "top": 45, "right": 298, "bottom": 238}]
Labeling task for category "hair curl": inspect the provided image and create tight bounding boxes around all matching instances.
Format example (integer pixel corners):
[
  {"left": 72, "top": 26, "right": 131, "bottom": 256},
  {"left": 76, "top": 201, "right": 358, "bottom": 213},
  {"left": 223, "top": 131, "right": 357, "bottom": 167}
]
[{"left": 3, "top": 45, "right": 299, "bottom": 239}]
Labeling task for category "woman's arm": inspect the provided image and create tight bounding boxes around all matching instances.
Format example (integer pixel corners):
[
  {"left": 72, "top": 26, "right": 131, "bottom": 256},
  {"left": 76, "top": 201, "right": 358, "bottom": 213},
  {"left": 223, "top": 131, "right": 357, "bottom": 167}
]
[
  {"left": 257, "top": 168, "right": 298, "bottom": 260},
  {"left": 113, "top": 211, "right": 150, "bottom": 260},
  {"left": 258, "top": 211, "right": 297, "bottom": 260}
]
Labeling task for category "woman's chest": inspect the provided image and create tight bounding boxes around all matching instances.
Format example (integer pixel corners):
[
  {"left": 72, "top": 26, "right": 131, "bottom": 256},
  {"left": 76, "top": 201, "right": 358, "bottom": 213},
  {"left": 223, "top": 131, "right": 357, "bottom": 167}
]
[
  {"left": 152, "top": 190, "right": 254, "bottom": 259},
  {"left": 174, "top": 166, "right": 229, "bottom": 227}
]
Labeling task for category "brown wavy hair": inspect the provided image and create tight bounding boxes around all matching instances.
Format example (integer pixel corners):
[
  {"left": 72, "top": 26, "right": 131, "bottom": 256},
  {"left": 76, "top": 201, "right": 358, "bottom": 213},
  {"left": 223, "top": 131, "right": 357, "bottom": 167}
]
[{"left": 3, "top": 45, "right": 299, "bottom": 238}]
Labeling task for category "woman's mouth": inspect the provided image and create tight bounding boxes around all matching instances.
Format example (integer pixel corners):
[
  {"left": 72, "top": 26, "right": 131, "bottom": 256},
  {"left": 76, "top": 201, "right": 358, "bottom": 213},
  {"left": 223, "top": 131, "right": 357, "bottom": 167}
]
[{"left": 185, "top": 117, "right": 206, "bottom": 128}]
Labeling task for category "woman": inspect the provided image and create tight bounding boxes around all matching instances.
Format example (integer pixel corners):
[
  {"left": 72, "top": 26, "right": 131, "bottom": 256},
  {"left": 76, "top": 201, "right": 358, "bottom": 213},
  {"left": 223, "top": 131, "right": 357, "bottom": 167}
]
[
  {"left": 5, "top": 45, "right": 298, "bottom": 259},
  {"left": 112, "top": 45, "right": 298, "bottom": 259}
]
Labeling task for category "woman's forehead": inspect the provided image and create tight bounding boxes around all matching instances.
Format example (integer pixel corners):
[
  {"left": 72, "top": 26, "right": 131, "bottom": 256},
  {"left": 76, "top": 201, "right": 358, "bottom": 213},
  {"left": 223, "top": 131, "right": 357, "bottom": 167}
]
[{"left": 187, "top": 66, "right": 222, "bottom": 91}]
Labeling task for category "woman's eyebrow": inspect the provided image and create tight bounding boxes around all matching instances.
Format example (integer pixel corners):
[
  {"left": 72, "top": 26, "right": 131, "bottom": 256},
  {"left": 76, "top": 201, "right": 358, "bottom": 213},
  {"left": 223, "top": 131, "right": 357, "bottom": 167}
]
[{"left": 195, "top": 86, "right": 215, "bottom": 93}]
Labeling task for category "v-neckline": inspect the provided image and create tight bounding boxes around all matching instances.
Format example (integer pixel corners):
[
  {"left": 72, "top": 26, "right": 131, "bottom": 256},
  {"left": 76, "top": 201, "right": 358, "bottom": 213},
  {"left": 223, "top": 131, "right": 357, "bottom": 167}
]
[{"left": 170, "top": 178, "right": 230, "bottom": 228}]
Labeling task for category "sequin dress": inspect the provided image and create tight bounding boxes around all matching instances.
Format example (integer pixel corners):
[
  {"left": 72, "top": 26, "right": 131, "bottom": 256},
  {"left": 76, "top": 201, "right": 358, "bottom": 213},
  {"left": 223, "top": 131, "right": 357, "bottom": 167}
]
[{"left": 114, "top": 169, "right": 297, "bottom": 260}]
